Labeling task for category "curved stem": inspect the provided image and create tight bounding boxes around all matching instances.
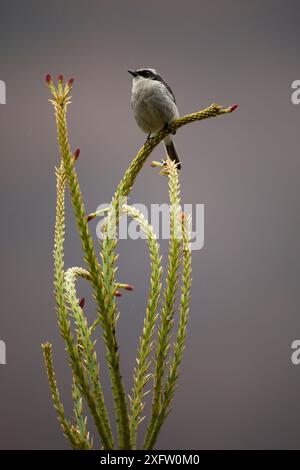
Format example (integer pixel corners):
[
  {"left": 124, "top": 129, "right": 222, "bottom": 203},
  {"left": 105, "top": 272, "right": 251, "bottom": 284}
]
[
  {"left": 64, "top": 267, "right": 115, "bottom": 448},
  {"left": 113, "top": 104, "right": 236, "bottom": 200}
]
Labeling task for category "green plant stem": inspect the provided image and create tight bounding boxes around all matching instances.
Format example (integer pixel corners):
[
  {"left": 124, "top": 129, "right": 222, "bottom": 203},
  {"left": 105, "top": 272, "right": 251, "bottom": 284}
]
[
  {"left": 42, "top": 342, "right": 86, "bottom": 449},
  {"left": 51, "top": 162, "right": 114, "bottom": 449},
  {"left": 64, "top": 267, "right": 115, "bottom": 448},
  {"left": 121, "top": 205, "right": 162, "bottom": 449},
  {"left": 87, "top": 104, "right": 234, "bottom": 450},
  {"left": 71, "top": 378, "right": 93, "bottom": 449},
  {"left": 146, "top": 212, "right": 192, "bottom": 449},
  {"left": 143, "top": 159, "right": 181, "bottom": 449},
  {"left": 52, "top": 92, "right": 130, "bottom": 449}
]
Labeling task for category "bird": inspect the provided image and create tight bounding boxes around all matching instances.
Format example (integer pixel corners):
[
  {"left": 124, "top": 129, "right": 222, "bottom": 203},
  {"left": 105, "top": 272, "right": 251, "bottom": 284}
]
[{"left": 128, "top": 67, "right": 181, "bottom": 170}]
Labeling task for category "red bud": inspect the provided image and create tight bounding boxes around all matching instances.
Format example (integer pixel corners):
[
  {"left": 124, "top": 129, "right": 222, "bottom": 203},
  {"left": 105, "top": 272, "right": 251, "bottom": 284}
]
[
  {"left": 115, "top": 291, "right": 122, "bottom": 297},
  {"left": 74, "top": 148, "right": 80, "bottom": 160},
  {"left": 79, "top": 298, "right": 85, "bottom": 309},
  {"left": 124, "top": 284, "right": 134, "bottom": 291},
  {"left": 87, "top": 213, "right": 96, "bottom": 223},
  {"left": 67, "top": 78, "right": 74, "bottom": 86},
  {"left": 230, "top": 104, "right": 238, "bottom": 112},
  {"left": 45, "top": 74, "right": 52, "bottom": 84},
  {"left": 57, "top": 74, "right": 63, "bottom": 82}
]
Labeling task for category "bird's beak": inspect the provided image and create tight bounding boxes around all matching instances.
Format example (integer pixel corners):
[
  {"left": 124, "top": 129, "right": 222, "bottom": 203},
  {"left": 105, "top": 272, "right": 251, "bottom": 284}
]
[{"left": 128, "top": 69, "right": 138, "bottom": 77}]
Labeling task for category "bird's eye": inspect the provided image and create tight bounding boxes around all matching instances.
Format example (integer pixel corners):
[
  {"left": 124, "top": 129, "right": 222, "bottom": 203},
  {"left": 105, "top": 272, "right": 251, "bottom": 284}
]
[{"left": 144, "top": 71, "right": 150, "bottom": 78}]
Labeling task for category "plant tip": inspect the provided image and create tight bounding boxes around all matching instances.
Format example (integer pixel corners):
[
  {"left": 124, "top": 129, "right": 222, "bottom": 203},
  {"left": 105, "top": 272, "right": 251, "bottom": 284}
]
[
  {"left": 57, "top": 74, "right": 64, "bottom": 82},
  {"left": 151, "top": 160, "right": 163, "bottom": 168},
  {"left": 67, "top": 78, "right": 74, "bottom": 86},
  {"left": 45, "top": 73, "right": 52, "bottom": 83},
  {"left": 115, "top": 291, "right": 122, "bottom": 297},
  {"left": 124, "top": 284, "right": 134, "bottom": 291},
  {"left": 230, "top": 104, "right": 238, "bottom": 112},
  {"left": 79, "top": 298, "right": 85, "bottom": 309}
]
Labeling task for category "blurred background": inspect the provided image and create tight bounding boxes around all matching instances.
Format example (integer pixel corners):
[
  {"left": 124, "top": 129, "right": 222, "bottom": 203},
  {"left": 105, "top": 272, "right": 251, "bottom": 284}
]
[{"left": 0, "top": 0, "right": 300, "bottom": 449}]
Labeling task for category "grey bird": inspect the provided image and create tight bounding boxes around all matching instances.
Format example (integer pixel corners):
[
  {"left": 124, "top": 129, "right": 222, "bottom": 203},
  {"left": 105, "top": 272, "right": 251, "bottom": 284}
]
[{"left": 128, "top": 67, "right": 181, "bottom": 170}]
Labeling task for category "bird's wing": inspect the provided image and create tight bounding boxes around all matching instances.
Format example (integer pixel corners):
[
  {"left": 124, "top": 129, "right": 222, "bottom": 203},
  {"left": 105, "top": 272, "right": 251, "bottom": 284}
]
[{"left": 153, "top": 75, "right": 176, "bottom": 104}]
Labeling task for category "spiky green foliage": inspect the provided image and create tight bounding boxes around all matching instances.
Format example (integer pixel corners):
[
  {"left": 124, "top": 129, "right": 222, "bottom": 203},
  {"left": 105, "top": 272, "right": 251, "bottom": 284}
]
[
  {"left": 43, "top": 74, "right": 236, "bottom": 449},
  {"left": 98, "top": 204, "right": 131, "bottom": 449},
  {"left": 71, "top": 378, "right": 93, "bottom": 449},
  {"left": 42, "top": 342, "right": 85, "bottom": 449},
  {"left": 64, "top": 267, "right": 114, "bottom": 447},
  {"left": 50, "top": 161, "right": 114, "bottom": 449},
  {"left": 122, "top": 205, "right": 163, "bottom": 449},
  {"left": 145, "top": 210, "right": 193, "bottom": 449},
  {"left": 49, "top": 80, "right": 129, "bottom": 449},
  {"left": 143, "top": 158, "right": 182, "bottom": 449}
]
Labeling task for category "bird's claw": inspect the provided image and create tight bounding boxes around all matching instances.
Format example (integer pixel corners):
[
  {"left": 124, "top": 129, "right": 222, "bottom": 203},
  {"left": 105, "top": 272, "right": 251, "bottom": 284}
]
[{"left": 162, "top": 123, "right": 176, "bottom": 136}]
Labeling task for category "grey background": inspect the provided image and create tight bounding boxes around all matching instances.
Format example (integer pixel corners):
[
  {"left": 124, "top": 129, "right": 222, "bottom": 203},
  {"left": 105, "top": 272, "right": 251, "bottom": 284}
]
[{"left": 0, "top": 0, "right": 300, "bottom": 449}]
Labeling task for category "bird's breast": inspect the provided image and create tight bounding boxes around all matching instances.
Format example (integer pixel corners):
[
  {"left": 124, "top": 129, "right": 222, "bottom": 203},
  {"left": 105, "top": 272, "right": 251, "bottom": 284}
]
[{"left": 131, "top": 80, "right": 178, "bottom": 134}]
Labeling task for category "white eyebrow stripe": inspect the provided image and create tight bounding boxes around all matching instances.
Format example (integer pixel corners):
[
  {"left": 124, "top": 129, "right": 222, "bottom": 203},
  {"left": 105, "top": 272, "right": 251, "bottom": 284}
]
[{"left": 136, "top": 68, "right": 157, "bottom": 74}]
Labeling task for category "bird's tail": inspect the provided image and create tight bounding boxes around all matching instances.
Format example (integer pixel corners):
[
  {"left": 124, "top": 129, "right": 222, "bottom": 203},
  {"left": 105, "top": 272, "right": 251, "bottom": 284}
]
[{"left": 164, "top": 137, "right": 181, "bottom": 170}]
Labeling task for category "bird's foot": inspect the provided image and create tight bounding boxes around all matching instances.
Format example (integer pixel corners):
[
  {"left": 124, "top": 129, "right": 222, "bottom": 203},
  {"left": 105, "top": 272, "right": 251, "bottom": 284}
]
[
  {"left": 144, "top": 133, "right": 152, "bottom": 146},
  {"left": 162, "top": 122, "right": 176, "bottom": 135}
]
